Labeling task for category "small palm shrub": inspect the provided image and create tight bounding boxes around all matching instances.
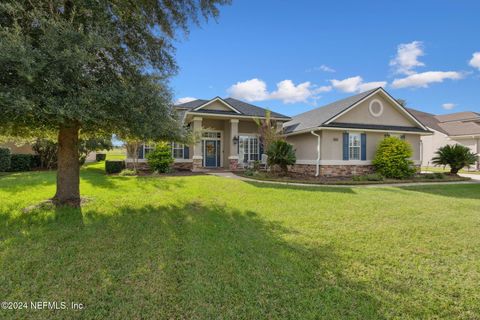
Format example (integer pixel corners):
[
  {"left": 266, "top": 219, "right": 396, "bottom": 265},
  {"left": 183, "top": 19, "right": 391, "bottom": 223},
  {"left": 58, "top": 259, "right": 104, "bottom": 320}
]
[
  {"left": 373, "top": 137, "right": 416, "bottom": 179},
  {"left": 266, "top": 140, "right": 296, "bottom": 175},
  {"left": 146, "top": 142, "right": 174, "bottom": 173},
  {"left": 432, "top": 144, "right": 477, "bottom": 174}
]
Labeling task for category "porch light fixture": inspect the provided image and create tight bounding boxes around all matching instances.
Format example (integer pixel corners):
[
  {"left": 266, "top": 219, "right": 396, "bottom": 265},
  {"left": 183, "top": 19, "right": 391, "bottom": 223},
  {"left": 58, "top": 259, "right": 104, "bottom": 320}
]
[{"left": 233, "top": 136, "right": 239, "bottom": 145}]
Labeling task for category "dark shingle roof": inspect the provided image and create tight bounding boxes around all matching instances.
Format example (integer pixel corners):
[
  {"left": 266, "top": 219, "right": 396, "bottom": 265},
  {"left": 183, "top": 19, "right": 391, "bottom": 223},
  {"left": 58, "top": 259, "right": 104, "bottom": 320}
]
[
  {"left": 407, "top": 108, "right": 448, "bottom": 134},
  {"left": 174, "top": 97, "right": 290, "bottom": 119},
  {"left": 283, "top": 88, "right": 379, "bottom": 133}
]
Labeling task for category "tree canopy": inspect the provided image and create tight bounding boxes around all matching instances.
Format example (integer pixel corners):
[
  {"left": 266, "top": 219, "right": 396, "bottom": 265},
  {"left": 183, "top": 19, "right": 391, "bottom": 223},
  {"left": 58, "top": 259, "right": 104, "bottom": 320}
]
[{"left": 0, "top": 0, "right": 230, "bottom": 206}]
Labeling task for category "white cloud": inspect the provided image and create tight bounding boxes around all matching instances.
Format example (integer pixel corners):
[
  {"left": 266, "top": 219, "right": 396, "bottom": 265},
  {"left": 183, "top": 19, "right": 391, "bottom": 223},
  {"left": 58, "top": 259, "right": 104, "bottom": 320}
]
[
  {"left": 175, "top": 97, "right": 197, "bottom": 104},
  {"left": 269, "top": 80, "right": 314, "bottom": 103},
  {"left": 391, "top": 71, "right": 463, "bottom": 89},
  {"left": 227, "top": 78, "right": 332, "bottom": 104},
  {"left": 442, "top": 103, "right": 456, "bottom": 110},
  {"left": 469, "top": 52, "right": 480, "bottom": 70},
  {"left": 307, "top": 64, "right": 336, "bottom": 73},
  {"left": 390, "top": 41, "right": 425, "bottom": 75},
  {"left": 330, "top": 76, "right": 386, "bottom": 93},
  {"left": 227, "top": 78, "right": 269, "bottom": 102}
]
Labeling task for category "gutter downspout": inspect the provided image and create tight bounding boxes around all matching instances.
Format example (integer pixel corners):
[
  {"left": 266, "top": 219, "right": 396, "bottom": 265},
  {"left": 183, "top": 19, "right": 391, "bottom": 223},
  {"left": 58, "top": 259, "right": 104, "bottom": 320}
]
[{"left": 310, "top": 131, "right": 321, "bottom": 177}]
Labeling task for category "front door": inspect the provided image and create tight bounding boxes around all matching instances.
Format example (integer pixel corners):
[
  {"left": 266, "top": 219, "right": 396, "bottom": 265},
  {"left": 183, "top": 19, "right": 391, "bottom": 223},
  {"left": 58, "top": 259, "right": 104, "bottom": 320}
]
[{"left": 204, "top": 140, "right": 220, "bottom": 167}]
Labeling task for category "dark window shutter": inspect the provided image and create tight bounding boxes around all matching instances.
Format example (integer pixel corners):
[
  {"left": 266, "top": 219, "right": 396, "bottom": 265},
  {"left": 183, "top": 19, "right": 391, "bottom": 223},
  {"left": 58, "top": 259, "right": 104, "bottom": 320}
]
[
  {"left": 138, "top": 145, "right": 144, "bottom": 159},
  {"left": 361, "top": 133, "right": 367, "bottom": 161},
  {"left": 342, "top": 132, "right": 349, "bottom": 160},
  {"left": 259, "top": 139, "right": 264, "bottom": 156},
  {"left": 183, "top": 145, "right": 189, "bottom": 159}
]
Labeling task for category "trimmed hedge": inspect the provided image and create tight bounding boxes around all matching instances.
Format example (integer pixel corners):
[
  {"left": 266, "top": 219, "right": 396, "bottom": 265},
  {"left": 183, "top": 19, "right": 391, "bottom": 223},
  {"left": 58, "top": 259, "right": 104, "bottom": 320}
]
[
  {"left": 9, "top": 154, "right": 33, "bottom": 172},
  {"left": 96, "top": 153, "right": 107, "bottom": 161},
  {"left": 105, "top": 160, "right": 125, "bottom": 174},
  {"left": 0, "top": 148, "right": 11, "bottom": 172}
]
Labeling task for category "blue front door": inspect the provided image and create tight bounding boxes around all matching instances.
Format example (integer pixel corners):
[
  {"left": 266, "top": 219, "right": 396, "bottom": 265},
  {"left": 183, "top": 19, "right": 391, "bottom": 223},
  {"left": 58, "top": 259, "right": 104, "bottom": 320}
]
[{"left": 204, "top": 140, "right": 220, "bottom": 167}]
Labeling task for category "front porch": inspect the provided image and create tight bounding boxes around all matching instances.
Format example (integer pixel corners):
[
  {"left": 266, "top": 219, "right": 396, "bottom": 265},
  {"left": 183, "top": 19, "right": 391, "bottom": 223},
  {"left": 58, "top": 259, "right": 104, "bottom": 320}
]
[{"left": 188, "top": 116, "right": 263, "bottom": 171}]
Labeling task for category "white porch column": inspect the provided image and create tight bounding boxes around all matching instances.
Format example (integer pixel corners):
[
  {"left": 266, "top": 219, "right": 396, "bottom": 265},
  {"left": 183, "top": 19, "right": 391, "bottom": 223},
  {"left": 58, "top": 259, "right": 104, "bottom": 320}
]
[
  {"left": 192, "top": 117, "right": 203, "bottom": 170},
  {"left": 228, "top": 119, "right": 239, "bottom": 170}
]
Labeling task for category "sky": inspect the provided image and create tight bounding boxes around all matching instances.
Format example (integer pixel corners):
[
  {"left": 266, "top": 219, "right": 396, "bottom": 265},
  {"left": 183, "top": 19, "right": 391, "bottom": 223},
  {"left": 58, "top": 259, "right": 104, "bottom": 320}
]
[{"left": 171, "top": 0, "right": 480, "bottom": 117}]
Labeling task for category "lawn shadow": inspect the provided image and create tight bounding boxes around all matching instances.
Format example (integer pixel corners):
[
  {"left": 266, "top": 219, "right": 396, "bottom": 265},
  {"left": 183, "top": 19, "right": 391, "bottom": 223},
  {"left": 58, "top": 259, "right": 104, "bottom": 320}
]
[
  {"left": 393, "top": 183, "right": 480, "bottom": 200},
  {"left": 242, "top": 180, "right": 357, "bottom": 194},
  {"left": 0, "top": 201, "right": 385, "bottom": 319}
]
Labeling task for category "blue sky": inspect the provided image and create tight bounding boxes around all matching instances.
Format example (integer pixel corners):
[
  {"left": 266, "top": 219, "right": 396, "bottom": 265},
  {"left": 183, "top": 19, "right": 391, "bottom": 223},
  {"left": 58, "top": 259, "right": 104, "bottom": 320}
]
[{"left": 171, "top": 0, "right": 480, "bottom": 116}]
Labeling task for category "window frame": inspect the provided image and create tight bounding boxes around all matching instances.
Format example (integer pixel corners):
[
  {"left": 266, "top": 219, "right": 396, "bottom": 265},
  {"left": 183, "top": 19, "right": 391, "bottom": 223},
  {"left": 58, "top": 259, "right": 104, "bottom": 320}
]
[
  {"left": 171, "top": 142, "right": 184, "bottom": 159},
  {"left": 239, "top": 135, "right": 259, "bottom": 164},
  {"left": 348, "top": 132, "right": 361, "bottom": 160}
]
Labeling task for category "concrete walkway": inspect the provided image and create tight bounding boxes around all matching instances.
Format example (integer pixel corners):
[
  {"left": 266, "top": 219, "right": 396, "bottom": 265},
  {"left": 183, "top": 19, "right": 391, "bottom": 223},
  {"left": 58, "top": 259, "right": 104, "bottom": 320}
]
[{"left": 207, "top": 171, "right": 480, "bottom": 188}]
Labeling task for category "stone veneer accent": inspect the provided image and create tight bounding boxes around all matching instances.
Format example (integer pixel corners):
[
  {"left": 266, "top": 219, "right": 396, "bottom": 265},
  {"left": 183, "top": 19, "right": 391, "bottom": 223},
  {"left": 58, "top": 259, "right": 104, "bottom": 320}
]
[
  {"left": 229, "top": 159, "right": 239, "bottom": 171},
  {"left": 289, "top": 164, "right": 375, "bottom": 177},
  {"left": 192, "top": 158, "right": 203, "bottom": 171}
]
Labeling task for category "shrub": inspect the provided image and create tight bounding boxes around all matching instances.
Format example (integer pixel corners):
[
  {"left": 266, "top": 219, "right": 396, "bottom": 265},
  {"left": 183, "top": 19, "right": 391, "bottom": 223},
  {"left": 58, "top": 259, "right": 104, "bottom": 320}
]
[
  {"left": 434, "top": 172, "right": 445, "bottom": 179},
  {"left": 32, "top": 139, "right": 58, "bottom": 169},
  {"left": 0, "top": 148, "right": 11, "bottom": 172},
  {"left": 146, "top": 142, "right": 174, "bottom": 173},
  {"left": 105, "top": 160, "right": 125, "bottom": 174},
  {"left": 373, "top": 137, "right": 416, "bottom": 179},
  {"left": 266, "top": 140, "right": 296, "bottom": 175},
  {"left": 119, "top": 169, "right": 137, "bottom": 176},
  {"left": 96, "top": 153, "right": 107, "bottom": 161},
  {"left": 352, "top": 173, "right": 384, "bottom": 182},
  {"left": 432, "top": 144, "right": 477, "bottom": 174},
  {"left": 9, "top": 154, "right": 33, "bottom": 172}
]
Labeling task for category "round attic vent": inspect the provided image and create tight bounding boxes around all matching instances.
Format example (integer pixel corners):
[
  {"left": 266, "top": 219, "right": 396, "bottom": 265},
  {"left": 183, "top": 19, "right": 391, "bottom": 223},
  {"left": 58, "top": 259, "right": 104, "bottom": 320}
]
[{"left": 369, "top": 99, "right": 384, "bottom": 117}]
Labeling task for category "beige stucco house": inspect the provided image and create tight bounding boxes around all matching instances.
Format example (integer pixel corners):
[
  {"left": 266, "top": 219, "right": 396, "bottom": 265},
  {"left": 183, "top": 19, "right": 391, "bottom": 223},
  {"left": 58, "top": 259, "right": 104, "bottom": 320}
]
[
  {"left": 283, "top": 87, "right": 431, "bottom": 176},
  {"left": 127, "top": 97, "right": 291, "bottom": 170},
  {"left": 407, "top": 109, "right": 480, "bottom": 170},
  {"left": 129, "top": 88, "right": 433, "bottom": 176}
]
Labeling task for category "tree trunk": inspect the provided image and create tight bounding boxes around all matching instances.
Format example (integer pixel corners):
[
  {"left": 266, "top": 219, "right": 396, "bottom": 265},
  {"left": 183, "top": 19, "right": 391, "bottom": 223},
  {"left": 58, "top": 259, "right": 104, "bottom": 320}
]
[{"left": 53, "top": 125, "right": 81, "bottom": 207}]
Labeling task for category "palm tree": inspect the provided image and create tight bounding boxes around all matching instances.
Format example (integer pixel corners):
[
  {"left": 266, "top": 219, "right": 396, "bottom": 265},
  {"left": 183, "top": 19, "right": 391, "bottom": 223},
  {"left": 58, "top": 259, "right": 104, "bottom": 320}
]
[{"left": 432, "top": 144, "right": 477, "bottom": 174}]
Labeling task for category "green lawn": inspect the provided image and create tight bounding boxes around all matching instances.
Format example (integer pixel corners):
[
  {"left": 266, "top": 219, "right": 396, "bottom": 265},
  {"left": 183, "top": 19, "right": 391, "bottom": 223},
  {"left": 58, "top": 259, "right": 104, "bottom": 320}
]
[{"left": 1, "top": 163, "right": 479, "bottom": 319}]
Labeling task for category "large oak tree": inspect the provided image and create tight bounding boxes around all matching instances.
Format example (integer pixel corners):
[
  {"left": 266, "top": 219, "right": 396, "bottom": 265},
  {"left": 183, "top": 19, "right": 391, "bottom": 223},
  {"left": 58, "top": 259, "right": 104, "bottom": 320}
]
[{"left": 0, "top": 0, "right": 229, "bottom": 206}]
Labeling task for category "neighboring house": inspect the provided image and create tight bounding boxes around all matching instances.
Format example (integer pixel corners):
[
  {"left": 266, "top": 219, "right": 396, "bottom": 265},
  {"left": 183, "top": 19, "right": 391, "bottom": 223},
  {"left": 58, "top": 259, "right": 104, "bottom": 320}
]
[
  {"left": 0, "top": 141, "right": 34, "bottom": 154},
  {"left": 407, "top": 109, "right": 480, "bottom": 169},
  {"left": 126, "top": 97, "right": 291, "bottom": 170},
  {"left": 283, "top": 87, "right": 431, "bottom": 176}
]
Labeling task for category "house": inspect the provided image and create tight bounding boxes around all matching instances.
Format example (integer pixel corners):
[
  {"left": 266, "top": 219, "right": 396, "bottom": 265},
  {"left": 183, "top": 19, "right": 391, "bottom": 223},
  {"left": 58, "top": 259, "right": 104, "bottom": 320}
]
[
  {"left": 283, "top": 87, "right": 431, "bottom": 176},
  {"left": 0, "top": 141, "right": 34, "bottom": 154},
  {"left": 126, "top": 97, "right": 291, "bottom": 170},
  {"left": 129, "top": 88, "right": 433, "bottom": 176},
  {"left": 407, "top": 109, "right": 480, "bottom": 170}
]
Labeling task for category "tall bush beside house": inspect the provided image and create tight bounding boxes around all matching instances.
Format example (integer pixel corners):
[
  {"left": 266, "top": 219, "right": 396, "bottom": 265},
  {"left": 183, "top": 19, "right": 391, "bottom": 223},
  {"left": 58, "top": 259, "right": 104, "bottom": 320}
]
[
  {"left": 373, "top": 137, "right": 416, "bottom": 179},
  {"left": 266, "top": 140, "right": 296, "bottom": 175},
  {"left": 0, "top": 147, "right": 11, "bottom": 172},
  {"left": 432, "top": 144, "right": 477, "bottom": 174},
  {"left": 9, "top": 154, "right": 33, "bottom": 172},
  {"left": 146, "top": 143, "right": 174, "bottom": 173}
]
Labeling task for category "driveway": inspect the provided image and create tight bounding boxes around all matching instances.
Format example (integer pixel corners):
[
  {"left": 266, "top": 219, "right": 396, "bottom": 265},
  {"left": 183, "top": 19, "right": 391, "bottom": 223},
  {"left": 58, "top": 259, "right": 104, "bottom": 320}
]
[{"left": 459, "top": 173, "right": 480, "bottom": 182}]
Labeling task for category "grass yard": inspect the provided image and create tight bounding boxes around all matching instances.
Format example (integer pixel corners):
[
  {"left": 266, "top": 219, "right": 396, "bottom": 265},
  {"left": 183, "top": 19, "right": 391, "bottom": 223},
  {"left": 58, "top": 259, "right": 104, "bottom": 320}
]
[
  {"left": 423, "top": 166, "right": 480, "bottom": 175},
  {"left": 1, "top": 163, "right": 479, "bottom": 319}
]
